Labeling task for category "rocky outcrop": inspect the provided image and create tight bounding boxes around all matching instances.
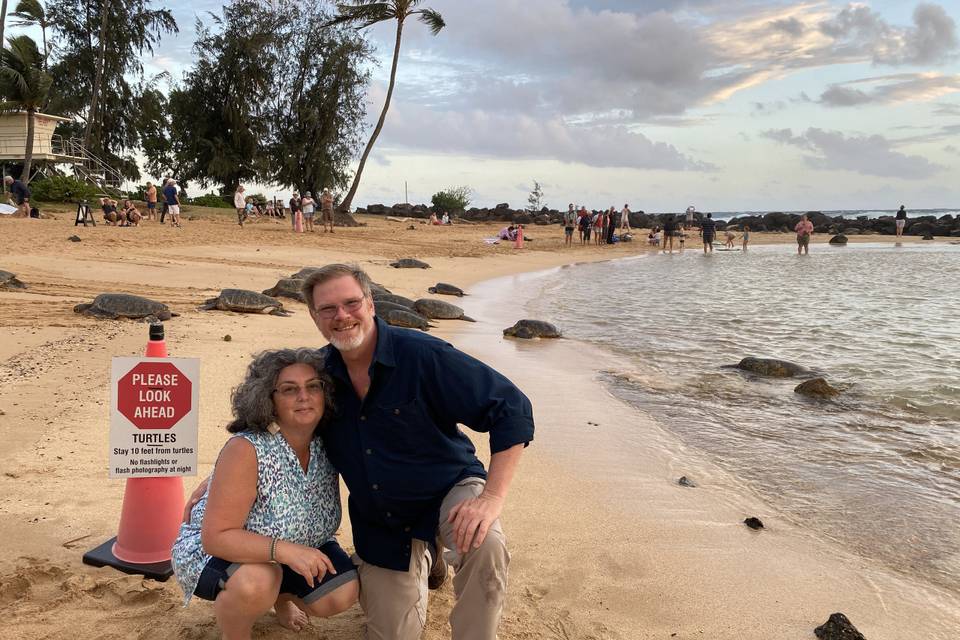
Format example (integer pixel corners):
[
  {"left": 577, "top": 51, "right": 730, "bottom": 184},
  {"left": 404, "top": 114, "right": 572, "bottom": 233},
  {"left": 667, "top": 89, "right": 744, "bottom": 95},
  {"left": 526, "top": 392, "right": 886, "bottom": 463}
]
[
  {"left": 814, "top": 613, "right": 866, "bottom": 640},
  {"left": 795, "top": 378, "right": 840, "bottom": 398},
  {"left": 829, "top": 234, "right": 848, "bottom": 245}
]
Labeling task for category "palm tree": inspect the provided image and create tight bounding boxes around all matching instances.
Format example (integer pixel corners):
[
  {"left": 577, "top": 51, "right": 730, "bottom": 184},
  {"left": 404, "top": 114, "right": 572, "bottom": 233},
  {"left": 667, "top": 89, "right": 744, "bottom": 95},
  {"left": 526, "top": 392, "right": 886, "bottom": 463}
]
[
  {"left": 10, "top": 0, "right": 52, "bottom": 71},
  {"left": 0, "top": 1, "right": 9, "bottom": 54},
  {"left": 327, "top": 0, "right": 444, "bottom": 213},
  {"left": 0, "top": 35, "right": 53, "bottom": 182}
]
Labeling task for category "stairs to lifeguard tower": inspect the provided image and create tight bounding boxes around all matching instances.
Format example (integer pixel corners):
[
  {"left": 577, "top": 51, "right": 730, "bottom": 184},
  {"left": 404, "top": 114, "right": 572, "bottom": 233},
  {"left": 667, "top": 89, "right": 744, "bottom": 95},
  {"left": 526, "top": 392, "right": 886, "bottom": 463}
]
[{"left": 53, "top": 136, "right": 125, "bottom": 197}]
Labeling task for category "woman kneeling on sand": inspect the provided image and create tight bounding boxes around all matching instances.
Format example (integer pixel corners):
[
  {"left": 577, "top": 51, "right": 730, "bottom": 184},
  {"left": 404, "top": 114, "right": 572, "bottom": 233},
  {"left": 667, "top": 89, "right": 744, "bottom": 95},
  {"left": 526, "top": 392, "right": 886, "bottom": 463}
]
[{"left": 172, "top": 349, "right": 357, "bottom": 639}]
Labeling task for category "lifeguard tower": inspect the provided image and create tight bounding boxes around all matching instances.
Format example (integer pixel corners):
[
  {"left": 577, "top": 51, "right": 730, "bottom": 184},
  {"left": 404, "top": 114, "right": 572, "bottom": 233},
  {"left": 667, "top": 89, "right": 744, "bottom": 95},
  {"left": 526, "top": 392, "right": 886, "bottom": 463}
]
[{"left": 0, "top": 111, "right": 124, "bottom": 194}]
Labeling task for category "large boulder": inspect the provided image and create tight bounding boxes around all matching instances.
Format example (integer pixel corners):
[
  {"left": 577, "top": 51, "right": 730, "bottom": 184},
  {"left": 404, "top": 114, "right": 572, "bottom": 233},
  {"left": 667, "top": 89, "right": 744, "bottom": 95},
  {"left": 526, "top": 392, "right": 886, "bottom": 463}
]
[
  {"left": 814, "top": 613, "right": 866, "bottom": 640},
  {"left": 762, "top": 211, "right": 793, "bottom": 229},
  {"left": 735, "top": 357, "right": 807, "bottom": 377},
  {"left": 795, "top": 378, "right": 840, "bottom": 398},
  {"left": 829, "top": 234, "right": 848, "bottom": 245}
]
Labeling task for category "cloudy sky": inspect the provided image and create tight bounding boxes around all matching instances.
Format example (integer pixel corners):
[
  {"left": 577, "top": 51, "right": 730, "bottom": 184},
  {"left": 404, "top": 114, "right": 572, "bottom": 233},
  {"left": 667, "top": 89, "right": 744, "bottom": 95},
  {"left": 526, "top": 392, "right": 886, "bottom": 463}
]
[{"left": 153, "top": 0, "right": 960, "bottom": 211}]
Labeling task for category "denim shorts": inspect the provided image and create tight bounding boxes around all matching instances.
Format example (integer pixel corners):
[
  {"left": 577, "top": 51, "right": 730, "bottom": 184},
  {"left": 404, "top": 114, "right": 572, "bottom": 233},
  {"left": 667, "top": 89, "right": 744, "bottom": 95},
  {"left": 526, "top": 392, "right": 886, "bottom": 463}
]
[{"left": 194, "top": 539, "right": 357, "bottom": 604}]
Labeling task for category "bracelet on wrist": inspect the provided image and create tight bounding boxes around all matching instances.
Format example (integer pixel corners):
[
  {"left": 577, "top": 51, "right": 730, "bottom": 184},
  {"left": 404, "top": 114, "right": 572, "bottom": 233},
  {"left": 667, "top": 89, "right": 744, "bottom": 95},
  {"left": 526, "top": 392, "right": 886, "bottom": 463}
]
[{"left": 269, "top": 537, "right": 279, "bottom": 564}]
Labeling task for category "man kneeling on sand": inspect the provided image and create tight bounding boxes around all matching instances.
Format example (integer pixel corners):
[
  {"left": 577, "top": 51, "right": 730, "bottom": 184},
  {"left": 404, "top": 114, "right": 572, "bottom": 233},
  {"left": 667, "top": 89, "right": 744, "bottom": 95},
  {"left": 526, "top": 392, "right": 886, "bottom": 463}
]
[{"left": 184, "top": 264, "right": 534, "bottom": 639}]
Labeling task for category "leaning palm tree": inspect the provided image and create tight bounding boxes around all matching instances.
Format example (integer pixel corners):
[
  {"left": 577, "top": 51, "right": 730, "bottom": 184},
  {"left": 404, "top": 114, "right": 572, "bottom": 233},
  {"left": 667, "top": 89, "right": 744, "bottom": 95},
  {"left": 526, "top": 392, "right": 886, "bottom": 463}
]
[
  {"left": 328, "top": 0, "right": 444, "bottom": 213},
  {"left": 10, "top": 0, "right": 52, "bottom": 71},
  {"left": 0, "top": 35, "right": 53, "bottom": 182},
  {"left": 0, "top": 1, "right": 8, "bottom": 53}
]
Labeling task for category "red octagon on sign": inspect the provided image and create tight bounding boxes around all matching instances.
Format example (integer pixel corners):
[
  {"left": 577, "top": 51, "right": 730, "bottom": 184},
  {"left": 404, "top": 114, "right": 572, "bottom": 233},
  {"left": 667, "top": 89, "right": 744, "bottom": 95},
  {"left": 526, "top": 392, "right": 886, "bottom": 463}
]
[{"left": 117, "top": 361, "right": 192, "bottom": 429}]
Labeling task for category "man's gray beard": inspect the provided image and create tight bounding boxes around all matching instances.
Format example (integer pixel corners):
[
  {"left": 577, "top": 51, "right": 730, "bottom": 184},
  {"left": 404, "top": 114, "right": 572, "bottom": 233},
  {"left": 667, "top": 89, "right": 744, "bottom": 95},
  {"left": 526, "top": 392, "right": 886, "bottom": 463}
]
[{"left": 328, "top": 331, "right": 365, "bottom": 352}]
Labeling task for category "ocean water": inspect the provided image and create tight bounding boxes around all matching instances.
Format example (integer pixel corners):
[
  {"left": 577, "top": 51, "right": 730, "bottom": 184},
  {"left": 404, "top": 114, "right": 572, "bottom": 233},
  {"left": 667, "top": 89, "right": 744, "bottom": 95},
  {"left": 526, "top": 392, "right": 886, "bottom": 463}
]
[
  {"left": 709, "top": 207, "right": 960, "bottom": 221},
  {"left": 520, "top": 242, "right": 960, "bottom": 594}
]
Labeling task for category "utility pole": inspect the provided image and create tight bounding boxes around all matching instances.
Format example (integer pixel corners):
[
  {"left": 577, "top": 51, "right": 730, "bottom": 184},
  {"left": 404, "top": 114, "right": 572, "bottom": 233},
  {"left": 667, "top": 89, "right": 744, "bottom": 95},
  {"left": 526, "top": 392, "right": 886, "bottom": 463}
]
[{"left": 404, "top": 181, "right": 408, "bottom": 204}]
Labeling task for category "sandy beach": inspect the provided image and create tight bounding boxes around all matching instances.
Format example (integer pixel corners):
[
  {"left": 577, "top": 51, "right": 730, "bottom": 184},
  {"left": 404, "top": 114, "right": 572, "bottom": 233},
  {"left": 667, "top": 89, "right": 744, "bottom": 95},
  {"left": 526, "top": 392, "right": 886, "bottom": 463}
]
[{"left": 1, "top": 209, "right": 957, "bottom": 639}]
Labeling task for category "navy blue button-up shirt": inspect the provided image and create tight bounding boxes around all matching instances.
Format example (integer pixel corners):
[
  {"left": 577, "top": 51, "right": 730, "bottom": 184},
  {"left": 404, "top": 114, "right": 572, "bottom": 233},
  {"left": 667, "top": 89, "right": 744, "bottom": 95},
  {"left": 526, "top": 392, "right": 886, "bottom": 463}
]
[{"left": 321, "top": 317, "right": 535, "bottom": 571}]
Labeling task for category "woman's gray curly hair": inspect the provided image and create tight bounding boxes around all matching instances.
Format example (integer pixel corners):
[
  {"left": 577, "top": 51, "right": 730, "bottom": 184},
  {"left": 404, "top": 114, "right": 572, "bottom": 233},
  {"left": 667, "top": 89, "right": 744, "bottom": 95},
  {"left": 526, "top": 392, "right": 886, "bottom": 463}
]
[{"left": 226, "top": 348, "right": 334, "bottom": 436}]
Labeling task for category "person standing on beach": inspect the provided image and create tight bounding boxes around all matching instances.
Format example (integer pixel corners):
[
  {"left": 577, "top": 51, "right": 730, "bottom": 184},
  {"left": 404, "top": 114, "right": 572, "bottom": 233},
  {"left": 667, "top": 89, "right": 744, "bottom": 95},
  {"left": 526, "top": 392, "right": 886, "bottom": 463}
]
[
  {"left": 302, "top": 191, "right": 316, "bottom": 233},
  {"left": 579, "top": 207, "right": 591, "bottom": 244},
  {"left": 620, "top": 204, "right": 632, "bottom": 232},
  {"left": 160, "top": 179, "right": 171, "bottom": 223},
  {"left": 289, "top": 192, "right": 302, "bottom": 231},
  {"left": 795, "top": 214, "right": 814, "bottom": 255},
  {"left": 145, "top": 182, "right": 157, "bottom": 221},
  {"left": 564, "top": 204, "right": 576, "bottom": 247},
  {"left": 742, "top": 224, "right": 750, "bottom": 251},
  {"left": 700, "top": 213, "right": 715, "bottom": 253},
  {"left": 662, "top": 215, "right": 676, "bottom": 253},
  {"left": 234, "top": 185, "right": 248, "bottom": 227},
  {"left": 606, "top": 207, "right": 617, "bottom": 244},
  {"left": 163, "top": 179, "right": 182, "bottom": 228},
  {"left": 895, "top": 205, "right": 908, "bottom": 238},
  {"left": 321, "top": 188, "right": 335, "bottom": 233}
]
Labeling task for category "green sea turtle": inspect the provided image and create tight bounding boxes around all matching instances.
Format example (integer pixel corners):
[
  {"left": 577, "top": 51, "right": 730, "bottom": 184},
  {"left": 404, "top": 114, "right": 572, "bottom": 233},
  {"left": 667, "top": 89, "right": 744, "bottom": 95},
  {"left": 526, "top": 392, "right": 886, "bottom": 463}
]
[
  {"left": 733, "top": 357, "right": 807, "bottom": 378},
  {"left": 375, "top": 299, "right": 428, "bottom": 320},
  {"left": 381, "top": 308, "right": 433, "bottom": 331},
  {"left": 413, "top": 298, "right": 475, "bottom": 322},
  {"left": 0, "top": 270, "right": 27, "bottom": 289},
  {"left": 503, "top": 319, "right": 561, "bottom": 339},
  {"left": 427, "top": 283, "right": 465, "bottom": 297},
  {"left": 200, "top": 289, "right": 291, "bottom": 316},
  {"left": 290, "top": 266, "right": 323, "bottom": 280},
  {"left": 390, "top": 258, "right": 431, "bottom": 269},
  {"left": 372, "top": 293, "right": 416, "bottom": 309},
  {"left": 262, "top": 278, "right": 306, "bottom": 302},
  {"left": 74, "top": 293, "right": 177, "bottom": 321}
]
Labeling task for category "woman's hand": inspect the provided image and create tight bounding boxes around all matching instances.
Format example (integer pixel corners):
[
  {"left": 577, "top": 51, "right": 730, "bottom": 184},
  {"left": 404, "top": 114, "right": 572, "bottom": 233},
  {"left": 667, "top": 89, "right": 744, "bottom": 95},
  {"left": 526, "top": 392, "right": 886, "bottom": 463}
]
[
  {"left": 182, "top": 476, "right": 210, "bottom": 523},
  {"left": 275, "top": 541, "right": 337, "bottom": 588}
]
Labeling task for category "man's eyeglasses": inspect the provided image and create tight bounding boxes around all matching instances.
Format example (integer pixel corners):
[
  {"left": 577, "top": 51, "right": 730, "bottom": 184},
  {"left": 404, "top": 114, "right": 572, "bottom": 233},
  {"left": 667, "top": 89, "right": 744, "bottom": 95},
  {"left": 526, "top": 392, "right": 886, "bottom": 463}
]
[
  {"left": 313, "top": 296, "right": 365, "bottom": 319},
  {"left": 273, "top": 380, "right": 326, "bottom": 398}
]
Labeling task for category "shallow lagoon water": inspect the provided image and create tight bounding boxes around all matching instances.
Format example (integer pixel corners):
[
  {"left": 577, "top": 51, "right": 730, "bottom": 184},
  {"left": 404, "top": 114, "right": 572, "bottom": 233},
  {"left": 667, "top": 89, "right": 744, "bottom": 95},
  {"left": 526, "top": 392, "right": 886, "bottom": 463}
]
[{"left": 520, "top": 242, "right": 960, "bottom": 594}]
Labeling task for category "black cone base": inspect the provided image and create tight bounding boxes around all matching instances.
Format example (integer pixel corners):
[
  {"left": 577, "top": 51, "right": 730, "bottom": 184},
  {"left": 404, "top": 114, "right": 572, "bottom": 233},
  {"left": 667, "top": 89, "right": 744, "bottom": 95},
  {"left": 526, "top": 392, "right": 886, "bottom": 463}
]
[{"left": 82, "top": 536, "right": 173, "bottom": 582}]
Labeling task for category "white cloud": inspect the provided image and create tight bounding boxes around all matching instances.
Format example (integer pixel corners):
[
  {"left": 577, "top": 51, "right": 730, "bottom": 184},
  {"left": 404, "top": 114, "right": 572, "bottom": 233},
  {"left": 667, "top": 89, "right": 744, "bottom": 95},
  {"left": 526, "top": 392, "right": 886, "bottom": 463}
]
[
  {"left": 818, "top": 72, "right": 960, "bottom": 106},
  {"left": 762, "top": 127, "right": 945, "bottom": 178}
]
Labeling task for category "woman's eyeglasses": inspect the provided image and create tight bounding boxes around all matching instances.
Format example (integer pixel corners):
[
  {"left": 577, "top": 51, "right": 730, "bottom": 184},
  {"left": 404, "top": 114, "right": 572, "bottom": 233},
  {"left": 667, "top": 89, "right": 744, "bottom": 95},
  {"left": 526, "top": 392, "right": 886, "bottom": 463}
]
[
  {"left": 313, "top": 296, "right": 365, "bottom": 319},
  {"left": 273, "top": 380, "right": 326, "bottom": 398}
]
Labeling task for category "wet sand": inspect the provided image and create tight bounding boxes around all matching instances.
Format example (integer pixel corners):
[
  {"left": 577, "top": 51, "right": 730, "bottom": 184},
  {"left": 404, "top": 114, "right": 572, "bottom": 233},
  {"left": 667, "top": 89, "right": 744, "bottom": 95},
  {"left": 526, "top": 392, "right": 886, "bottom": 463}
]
[{"left": 0, "top": 209, "right": 955, "bottom": 639}]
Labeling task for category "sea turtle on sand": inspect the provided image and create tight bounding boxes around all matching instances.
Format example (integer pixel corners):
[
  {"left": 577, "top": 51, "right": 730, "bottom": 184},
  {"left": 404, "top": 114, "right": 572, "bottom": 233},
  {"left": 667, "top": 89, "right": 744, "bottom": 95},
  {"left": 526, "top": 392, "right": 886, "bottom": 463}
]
[
  {"left": 390, "top": 258, "right": 431, "bottom": 269},
  {"left": 503, "top": 319, "right": 561, "bottom": 339},
  {"left": 0, "top": 270, "right": 27, "bottom": 289},
  {"left": 375, "top": 299, "right": 428, "bottom": 320},
  {"left": 372, "top": 293, "right": 416, "bottom": 309},
  {"left": 290, "top": 267, "right": 323, "bottom": 280},
  {"left": 74, "top": 293, "right": 177, "bottom": 321},
  {"left": 413, "top": 298, "right": 475, "bottom": 322},
  {"left": 381, "top": 308, "right": 433, "bottom": 331},
  {"left": 200, "top": 289, "right": 291, "bottom": 316},
  {"left": 262, "top": 278, "right": 306, "bottom": 302},
  {"left": 732, "top": 357, "right": 806, "bottom": 378},
  {"left": 427, "top": 283, "right": 465, "bottom": 297}
]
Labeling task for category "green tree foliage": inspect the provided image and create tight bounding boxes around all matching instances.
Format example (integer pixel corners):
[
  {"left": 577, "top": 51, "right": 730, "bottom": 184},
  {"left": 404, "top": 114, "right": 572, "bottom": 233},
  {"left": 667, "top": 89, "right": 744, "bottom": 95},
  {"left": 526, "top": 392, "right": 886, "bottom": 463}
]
[
  {"left": 0, "top": 35, "right": 52, "bottom": 181},
  {"left": 527, "top": 180, "right": 544, "bottom": 212},
  {"left": 431, "top": 185, "right": 472, "bottom": 212},
  {"left": 327, "top": 0, "right": 445, "bottom": 212},
  {"left": 188, "top": 193, "right": 233, "bottom": 208},
  {"left": 45, "top": 0, "right": 177, "bottom": 179},
  {"left": 148, "top": 0, "right": 371, "bottom": 199},
  {"left": 10, "top": 0, "right": 52, "bottom": 70},
  {"left": 29, "top": 175, "right": 101, "bottom": 202}
]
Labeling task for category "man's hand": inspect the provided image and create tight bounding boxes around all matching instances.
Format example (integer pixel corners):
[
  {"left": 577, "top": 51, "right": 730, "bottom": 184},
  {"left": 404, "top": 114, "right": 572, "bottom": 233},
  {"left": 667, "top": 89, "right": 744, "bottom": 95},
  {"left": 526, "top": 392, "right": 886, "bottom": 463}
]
[
  {"left": 182, "top": 476, "right": 210, "bottom": 524},
  {"left": 447, "top": 492, "right": 505, "bottom": 554}
]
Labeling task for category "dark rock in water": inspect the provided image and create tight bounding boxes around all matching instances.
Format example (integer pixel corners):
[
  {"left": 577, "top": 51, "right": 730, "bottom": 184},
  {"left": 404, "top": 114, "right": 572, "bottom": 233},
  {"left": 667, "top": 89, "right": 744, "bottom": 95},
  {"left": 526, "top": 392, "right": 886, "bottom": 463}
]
[
  {"left": 68, "top": 235, "right": 81, "bottom": 242},
  {"left": 503, "top": 319, "right": 562, "bottom": 339},
  {"left": 390, "top": 258, "right": 431, "bottom": 269},
  {"left": 829, "top": 234, "right": 848, "bottom": 245},
  {"left": 678, "top": 476, "right": 697, "bottom": 488},
  {"left": 795, "top": 377, "right": 839, "bottom": 398},
  {"left": 735, "top": 357, "right": 806, "bottom": 377},
  {"left": 814, "top": 613, "right": 866, "bottom": 640},
  {"left": 744, "top": 517, "right": 764, "bottom": 530},
  {"left": 922, "top": 234, "right": 934, "bottom": 240}
]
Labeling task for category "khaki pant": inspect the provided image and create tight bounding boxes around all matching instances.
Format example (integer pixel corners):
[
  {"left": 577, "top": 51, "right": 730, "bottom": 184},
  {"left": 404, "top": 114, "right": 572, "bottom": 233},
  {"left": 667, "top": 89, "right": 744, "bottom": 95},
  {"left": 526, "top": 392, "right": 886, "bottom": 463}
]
[{"left": 356, "top": 478, "right": 509, "bottom": 640}]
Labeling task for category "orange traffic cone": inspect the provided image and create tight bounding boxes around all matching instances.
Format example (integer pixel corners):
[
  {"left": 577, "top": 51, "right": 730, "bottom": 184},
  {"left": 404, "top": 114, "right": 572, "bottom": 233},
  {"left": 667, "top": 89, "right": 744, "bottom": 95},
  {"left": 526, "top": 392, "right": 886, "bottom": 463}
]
[
  {"left": 83, "top": 323, "right": 185, "bottom": 580},
  {"left": 514, "top": 225, "right": 524, "bottom": 249}
]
